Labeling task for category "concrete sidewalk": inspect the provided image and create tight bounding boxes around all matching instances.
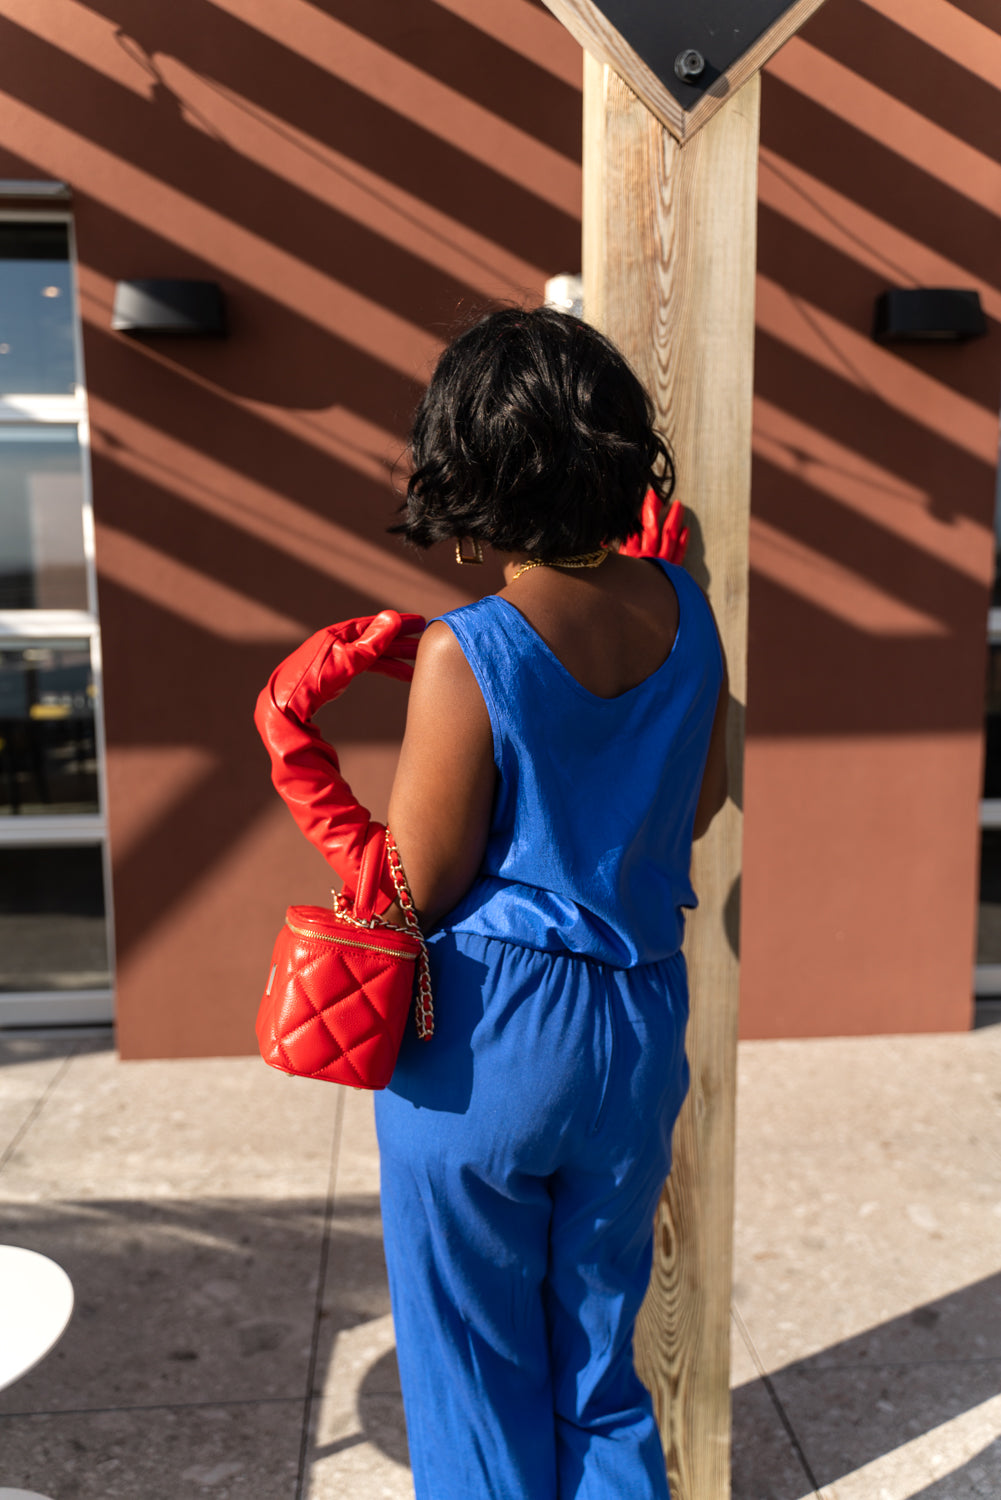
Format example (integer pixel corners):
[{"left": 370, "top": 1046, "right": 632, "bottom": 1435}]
[{"left": 0, "top": 1022, "right": 998, "bottom": 1500}]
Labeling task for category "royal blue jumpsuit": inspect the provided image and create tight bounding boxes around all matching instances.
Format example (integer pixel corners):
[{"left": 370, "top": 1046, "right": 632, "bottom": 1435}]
[{"left": 375, "top": 559, "right": 724, "bottom": 1500}]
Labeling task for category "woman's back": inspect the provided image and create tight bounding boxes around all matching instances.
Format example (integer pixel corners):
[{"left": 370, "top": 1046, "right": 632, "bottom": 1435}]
[
  {"left": 498, "top": 550, "right": 680, "bottom": 700},
  {"left": 434, "top": 556, "right": 724, "bottom": 966}
]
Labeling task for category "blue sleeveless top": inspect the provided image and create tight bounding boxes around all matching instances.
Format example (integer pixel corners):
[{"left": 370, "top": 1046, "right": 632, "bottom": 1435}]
[{"left": 433, "top": 561, "right": 724, "bottom": 967}]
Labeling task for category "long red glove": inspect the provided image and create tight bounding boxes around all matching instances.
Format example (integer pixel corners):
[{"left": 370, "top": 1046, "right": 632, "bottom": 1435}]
[
  {"left": 620, "top": 488, "right": 689, "bottom": 563},
  {"left": 254, "top": 610, "right": 425, "bottom": 913}
]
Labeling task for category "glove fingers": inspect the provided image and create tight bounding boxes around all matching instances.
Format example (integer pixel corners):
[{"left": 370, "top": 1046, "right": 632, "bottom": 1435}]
[
  {"left": 312, "top": 612, "right": 401, "bottom": 695},
  {"left": 278, "top": 611, "right": 426, "bottom": 716},
  {"left": 351, "top": 611, "right": 425, "bottom": 664},
  {"left": 360, "top": 615, "right": 424, "bottom": 681},
  {"left": 641, "top": 487, "right": 661, "bottom": 540},
  {"left": 619, "top": 493, "right": 689, "bottom": 563},
  {"left": 665, "top": 503, "right": 688, "bottom": 562},
  {"left": 352, "top": 609, "right": 403, "bottom": 666},
  {"left": 658, "top": 500, "right": 679, "bottom": 558},
  {"left": 271, "top": 615, "right": 391, "bottom": 713}
]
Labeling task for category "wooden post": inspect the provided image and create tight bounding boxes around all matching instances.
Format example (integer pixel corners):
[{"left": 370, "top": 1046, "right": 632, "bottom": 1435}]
[{"left": 583, "top": 54, "right": 759, "bottom": 1500}]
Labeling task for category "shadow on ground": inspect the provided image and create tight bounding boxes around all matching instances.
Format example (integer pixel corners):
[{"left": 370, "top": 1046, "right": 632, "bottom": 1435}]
[{"left": 732, "top": 1272, "right": 1001, "bottom": 1498}]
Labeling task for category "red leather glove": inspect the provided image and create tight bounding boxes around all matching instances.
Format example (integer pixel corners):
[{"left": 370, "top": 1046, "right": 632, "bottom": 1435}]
[
  {"left": 254, "top": 610, "right": 425, "bottom": 912},
  {"left": 620, "top": 488, "right": 689, "bottom": 564}
]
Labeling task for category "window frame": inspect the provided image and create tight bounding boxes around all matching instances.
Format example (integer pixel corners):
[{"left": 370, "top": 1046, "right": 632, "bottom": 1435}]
[{"left": 0, "top": 209, "right": 114, "bottom": 1025}]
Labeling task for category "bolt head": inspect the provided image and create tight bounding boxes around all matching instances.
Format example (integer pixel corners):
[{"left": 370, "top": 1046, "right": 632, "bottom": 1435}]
[{"left": 674, "top": 48, "right": 706, "bottom": 81}]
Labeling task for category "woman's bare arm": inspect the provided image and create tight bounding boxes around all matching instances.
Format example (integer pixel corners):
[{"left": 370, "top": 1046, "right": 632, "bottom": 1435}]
[{"left": 387, "top": 621, "right": 496, "bottom": 928}]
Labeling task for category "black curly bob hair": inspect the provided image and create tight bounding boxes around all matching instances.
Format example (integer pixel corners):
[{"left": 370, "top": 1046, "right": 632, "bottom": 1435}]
[{"left": 391, "top": 306, "right": 674, "bottom": 558}]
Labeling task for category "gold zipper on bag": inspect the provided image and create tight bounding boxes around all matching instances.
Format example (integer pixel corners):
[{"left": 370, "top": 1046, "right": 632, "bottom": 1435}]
[{"left": 285, "top": 920, "right": 417, "bottom": 960}]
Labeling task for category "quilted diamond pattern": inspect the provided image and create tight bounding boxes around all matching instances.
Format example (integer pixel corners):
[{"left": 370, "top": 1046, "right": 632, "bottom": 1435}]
[{"left": 257, "top": 908, "right": 418, "bottom": 1089}]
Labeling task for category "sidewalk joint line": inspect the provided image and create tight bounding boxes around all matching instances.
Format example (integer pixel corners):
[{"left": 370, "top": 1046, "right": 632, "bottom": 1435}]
[
  {"left": 295, "top": 1089, "right": 345, "bottom": 1500},
  {"left": 732, "top": 1302, "right": 823, "bottom": 1496},
  {"left": 0, "top": 1046, "right": 80, "bottom": 1180},
  {"left": 0, "top": 1396, "right": 303, "bottom": 1419}
]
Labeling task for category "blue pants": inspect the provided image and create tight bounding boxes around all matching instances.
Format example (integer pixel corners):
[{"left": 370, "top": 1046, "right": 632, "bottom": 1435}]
[{"left": 375, "top": 932, "right": 690, "bottom": 1500}]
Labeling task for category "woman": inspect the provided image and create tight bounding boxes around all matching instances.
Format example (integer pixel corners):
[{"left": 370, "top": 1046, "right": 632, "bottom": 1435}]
[{"left": 259, "top": 307, "right": 728, "bottom": 1499}]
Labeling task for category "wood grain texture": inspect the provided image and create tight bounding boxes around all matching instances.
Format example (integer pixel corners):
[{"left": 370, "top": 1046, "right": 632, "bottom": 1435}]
[
  {"left": 584, "top": 65, "right": 760, "bottom": 1499},
  {"left": 545, "top": 0, "right": 824, "bottom": 141}
]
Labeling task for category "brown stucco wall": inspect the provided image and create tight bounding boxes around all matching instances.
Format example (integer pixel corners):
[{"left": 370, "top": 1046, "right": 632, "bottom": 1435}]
[
  {"left": 741, "top": 0, "right": 1001, "bottom": 1034},
  {"left": 0, "top": 0, "right": 997, "bottom": 1050}
]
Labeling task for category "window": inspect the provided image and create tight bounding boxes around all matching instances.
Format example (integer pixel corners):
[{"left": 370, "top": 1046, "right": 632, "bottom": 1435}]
[
  {"left": 977, "top": 614, "right": 1001, "bottom": 1007},
  {"left": 0, "top": 214, "right": 113, "bottom": 1025}
]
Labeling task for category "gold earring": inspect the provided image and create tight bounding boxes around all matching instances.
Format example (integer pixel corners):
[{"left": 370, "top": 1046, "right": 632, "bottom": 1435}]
[{"left": 455, "top": 537, "right": 484, "bottom": 565}]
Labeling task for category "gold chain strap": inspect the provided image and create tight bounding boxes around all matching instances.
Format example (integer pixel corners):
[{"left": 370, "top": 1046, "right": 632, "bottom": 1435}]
[
  {"left": 383, "top": 830, "right": 434, "bottom": 1040},
  {"left": 331, "top": 831, "right": 434, "bottom": 1041}
]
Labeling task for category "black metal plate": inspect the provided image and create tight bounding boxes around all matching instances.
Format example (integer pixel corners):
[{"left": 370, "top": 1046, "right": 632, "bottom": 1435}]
[
  {"left": 592, "top": 0, "right": 803, "bottom": 110},
  {"left": 111, "top": 279, "right": 227, "bottom": 337}
]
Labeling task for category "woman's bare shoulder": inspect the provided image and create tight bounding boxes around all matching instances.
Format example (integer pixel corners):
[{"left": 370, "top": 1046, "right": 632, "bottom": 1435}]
[
  {"left": 413, "top": 618, "right": 473, "bottom": 679},
  {"left": 415, "top": 617, "right": 462, "bottom": 655},
  {"left": 410, "top": 619, "right": 488, "bottom": 720}
]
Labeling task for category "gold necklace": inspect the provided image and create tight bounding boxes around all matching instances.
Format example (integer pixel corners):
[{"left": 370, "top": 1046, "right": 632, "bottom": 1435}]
[{"left": 511, "top": 548, "right": 609, "bottom": 582}]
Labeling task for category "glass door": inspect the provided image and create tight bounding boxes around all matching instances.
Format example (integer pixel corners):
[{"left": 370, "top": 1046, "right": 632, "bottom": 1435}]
[{"left": 0, "top": 215, "right": 113, "bottom": 1025}]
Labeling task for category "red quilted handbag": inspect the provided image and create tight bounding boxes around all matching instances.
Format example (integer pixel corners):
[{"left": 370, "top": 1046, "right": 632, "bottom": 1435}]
[{"left": 257, "top": 830, "right": 433, "bottom": 1088}]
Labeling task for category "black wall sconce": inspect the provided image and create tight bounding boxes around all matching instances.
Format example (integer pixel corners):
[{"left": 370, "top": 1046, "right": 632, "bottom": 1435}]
[
  {"left": 873, "top": 288, "right": 987, "bottom": 344},
  {"left": 112, "top": 279, "right": 227, "bottom": 336}
]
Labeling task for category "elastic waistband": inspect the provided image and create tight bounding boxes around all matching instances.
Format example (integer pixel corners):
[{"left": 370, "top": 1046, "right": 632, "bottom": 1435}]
[{"left": 428, "top": 925, "right": 683, "bottom": 972}]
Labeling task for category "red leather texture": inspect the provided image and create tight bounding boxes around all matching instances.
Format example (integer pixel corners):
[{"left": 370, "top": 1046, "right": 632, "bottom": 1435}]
[
  {"left": 620, "top": 489, "right": 689, "bottom": 563},
  {"left": 253, "top": 611, "right": 424, "bottom": 912},
  {"left": 257, "top": 903, "right": 421, "bottom": 1088}
]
